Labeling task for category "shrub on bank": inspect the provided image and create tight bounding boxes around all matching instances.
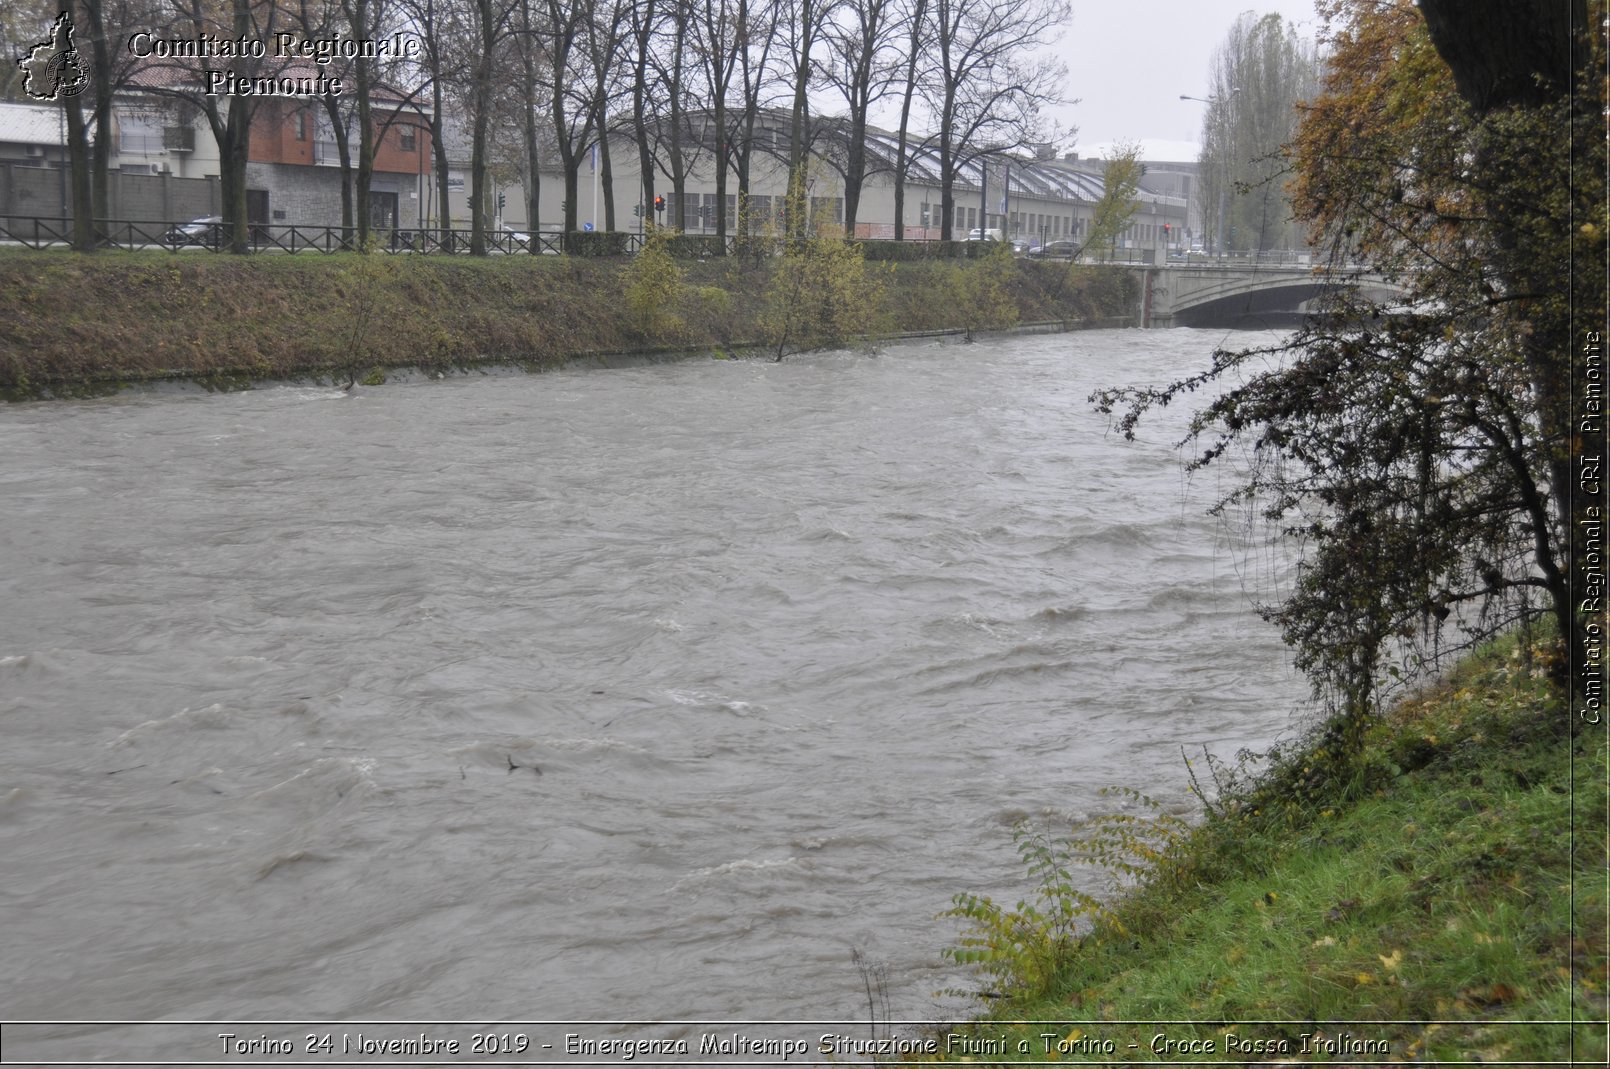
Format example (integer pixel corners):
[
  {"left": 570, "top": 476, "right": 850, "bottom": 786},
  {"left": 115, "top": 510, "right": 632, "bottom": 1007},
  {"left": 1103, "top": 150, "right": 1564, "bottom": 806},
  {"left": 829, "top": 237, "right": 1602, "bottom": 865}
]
[
  {"left": 562, "top": 231, "right": 633, "bottom": 257},
  {"left": 852, "top": 239, "right": 994, "bottom": 261},
  {"left": 663, "top": 234, "right": 728, "bottom": 260}
]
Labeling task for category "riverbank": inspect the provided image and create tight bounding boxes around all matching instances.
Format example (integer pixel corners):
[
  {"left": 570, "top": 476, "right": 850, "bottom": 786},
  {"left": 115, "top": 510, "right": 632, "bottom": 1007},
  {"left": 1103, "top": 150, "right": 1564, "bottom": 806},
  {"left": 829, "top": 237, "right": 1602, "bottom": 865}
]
[
  {"left": 931, "top": 628, "right": 1605, "bottom": 1064},
  {"left": 0, "top": 246, "right": 1135, "bottom": 400}
]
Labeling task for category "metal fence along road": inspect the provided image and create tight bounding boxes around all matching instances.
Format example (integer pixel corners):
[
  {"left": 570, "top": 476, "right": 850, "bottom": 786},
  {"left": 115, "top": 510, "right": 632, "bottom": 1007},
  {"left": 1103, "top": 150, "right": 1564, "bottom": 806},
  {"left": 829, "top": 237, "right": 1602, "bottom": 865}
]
[
  {"left": 0, "top": 216, "right": 1319, "bottom": 267},
  {"left": 0, "top": 217, "right": 588, "bottom": 256}
]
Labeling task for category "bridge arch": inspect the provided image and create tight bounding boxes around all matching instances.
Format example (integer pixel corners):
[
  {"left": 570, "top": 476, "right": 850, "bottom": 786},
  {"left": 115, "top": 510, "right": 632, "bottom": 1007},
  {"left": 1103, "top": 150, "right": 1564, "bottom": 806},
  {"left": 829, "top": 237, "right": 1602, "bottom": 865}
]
[{"left": 1143, "top": 265, "right": 1405, "bottom": 328}]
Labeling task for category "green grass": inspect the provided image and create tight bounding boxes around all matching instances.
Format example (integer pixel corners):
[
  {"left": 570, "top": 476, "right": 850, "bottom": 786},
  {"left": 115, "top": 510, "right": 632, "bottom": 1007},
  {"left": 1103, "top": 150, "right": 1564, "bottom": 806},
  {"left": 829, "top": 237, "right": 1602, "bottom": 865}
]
[{"left": 930, "top": 630, "right": 1607, "bottom": 1064}]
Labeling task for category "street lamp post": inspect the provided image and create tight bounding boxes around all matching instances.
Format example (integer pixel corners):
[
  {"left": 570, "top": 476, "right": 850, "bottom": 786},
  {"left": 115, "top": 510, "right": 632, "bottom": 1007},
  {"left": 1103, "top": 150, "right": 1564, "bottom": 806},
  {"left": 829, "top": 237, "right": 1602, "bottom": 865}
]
[{"left": 1181, "top": 88, "right": 1238, "bottom": 260}]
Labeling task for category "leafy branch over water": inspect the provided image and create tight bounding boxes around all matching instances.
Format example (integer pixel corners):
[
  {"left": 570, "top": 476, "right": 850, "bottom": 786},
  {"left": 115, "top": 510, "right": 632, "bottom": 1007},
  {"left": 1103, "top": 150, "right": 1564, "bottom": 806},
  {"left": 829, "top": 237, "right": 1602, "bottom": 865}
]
[{"left": 1091, "top": 0, "right": 1602, "bottom": 758}]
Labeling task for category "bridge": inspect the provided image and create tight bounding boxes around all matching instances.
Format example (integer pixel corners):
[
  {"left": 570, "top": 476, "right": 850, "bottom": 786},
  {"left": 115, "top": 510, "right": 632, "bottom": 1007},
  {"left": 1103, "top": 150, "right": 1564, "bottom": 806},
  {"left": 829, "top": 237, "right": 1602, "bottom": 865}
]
[{"left": 1136, "top": 262, "right": 1405, "bottom": 328}]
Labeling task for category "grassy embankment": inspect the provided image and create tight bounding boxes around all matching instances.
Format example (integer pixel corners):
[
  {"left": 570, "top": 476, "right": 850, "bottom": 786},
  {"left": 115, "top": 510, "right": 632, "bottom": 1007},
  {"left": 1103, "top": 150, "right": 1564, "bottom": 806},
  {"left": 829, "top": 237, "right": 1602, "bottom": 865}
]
[
  {"left": 931, "top": 629, "right": 1606, "bottom": 1065},
  {"left": 0, "top": 245, "right": 1133, "bottom": 399}
]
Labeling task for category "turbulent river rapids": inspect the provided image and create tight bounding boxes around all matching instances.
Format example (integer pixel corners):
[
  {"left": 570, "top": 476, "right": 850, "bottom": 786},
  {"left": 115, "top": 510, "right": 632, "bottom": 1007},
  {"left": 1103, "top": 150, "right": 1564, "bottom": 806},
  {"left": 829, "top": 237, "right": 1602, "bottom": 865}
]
[{"left": 1, "top": 328, "right": 1308, "bottom": 1052}]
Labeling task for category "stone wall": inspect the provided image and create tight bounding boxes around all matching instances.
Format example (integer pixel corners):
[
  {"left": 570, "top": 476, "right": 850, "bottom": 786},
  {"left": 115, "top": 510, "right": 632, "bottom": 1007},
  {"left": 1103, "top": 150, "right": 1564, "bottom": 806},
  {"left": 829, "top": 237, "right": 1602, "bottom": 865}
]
[
  {"left": 245, "top": 163, "right": 419, "bottom": 227},
  {"left": 111, "top": 172, "right": 218, "bottom": 222},
  {"left": 246, "top": 161, "right": 342, "bottom": 224},
  {"left": 0, "top": 162, "right": 66, "bottom": 220},
  {"left": 0, "top": 163, "right": 219, "bottom": 225}
]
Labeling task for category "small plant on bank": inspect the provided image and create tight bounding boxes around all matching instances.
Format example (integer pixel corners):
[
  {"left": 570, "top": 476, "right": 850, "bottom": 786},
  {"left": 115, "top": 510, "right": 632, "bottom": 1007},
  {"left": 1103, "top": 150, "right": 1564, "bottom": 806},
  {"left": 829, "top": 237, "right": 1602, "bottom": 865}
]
[
  {"left": 941, "top": 797, "right": 1187, "bottom": 1001},
  {"left": 953, "top": 240, "right": 1020, "bottom": 341},
  {"left": 623, "top": 224, "right": 686, "bottom": 340},
  {"left": 337, "top": 238, "right": 404, "bottom": 380},
  {"left": 761, "top": 225, "right": 886, "bottom": 361}
]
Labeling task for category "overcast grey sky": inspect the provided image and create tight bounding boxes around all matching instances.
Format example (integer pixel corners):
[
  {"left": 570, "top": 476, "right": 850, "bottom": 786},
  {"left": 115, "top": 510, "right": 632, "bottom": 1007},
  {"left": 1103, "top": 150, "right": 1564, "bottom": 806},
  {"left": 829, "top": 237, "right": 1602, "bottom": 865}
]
[{"left": 1052, "top": 0, "right": 1322, "bottom": 160}]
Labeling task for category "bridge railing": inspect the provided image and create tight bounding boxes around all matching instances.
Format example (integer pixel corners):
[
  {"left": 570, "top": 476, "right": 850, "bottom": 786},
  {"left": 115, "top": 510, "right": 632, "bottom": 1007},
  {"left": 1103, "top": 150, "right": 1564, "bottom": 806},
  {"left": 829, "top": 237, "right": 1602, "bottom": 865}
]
[{"left": 1166, "top": 249, "right": 1319, "bottom": 268}]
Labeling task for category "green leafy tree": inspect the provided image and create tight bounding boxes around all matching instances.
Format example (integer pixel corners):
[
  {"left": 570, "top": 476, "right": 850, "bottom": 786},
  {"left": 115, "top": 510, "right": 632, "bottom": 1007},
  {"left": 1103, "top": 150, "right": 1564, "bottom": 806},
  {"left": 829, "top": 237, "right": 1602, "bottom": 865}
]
[
  {"left": 1080, "top": 141, "right": 1142, "bottom": 260},
  {"left": 762, "top": 225, "right": 885, "bottom": 360}
]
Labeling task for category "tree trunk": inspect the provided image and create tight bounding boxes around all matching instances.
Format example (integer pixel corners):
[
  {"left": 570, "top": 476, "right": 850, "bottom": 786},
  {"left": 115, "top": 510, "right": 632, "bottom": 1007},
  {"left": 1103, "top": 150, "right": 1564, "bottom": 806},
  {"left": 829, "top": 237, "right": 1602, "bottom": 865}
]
[
  {"left": 1416, "top": 0, "right": 1585, "bottom": 112},
  {"left": 65, "top": 93, "right": 94, "bottom": 251},
  {"left": 81, "top": 0, "right": 112, "bottom": 238},
  {"left": 600, "top": 124, "right": 616, "bottom": 231}
]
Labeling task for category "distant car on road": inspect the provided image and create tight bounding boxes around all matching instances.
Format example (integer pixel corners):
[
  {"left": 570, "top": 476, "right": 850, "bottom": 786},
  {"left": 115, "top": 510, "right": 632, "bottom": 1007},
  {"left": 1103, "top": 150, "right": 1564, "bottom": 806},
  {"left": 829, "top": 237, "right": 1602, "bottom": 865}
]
[
  {"left": 965, "top": 227, "right": 1005, "bottom": 242},
  {"left": 1028, "top": 239, "right": 1081, "bottom": 260},
  {"left": 497, "top": 223, "right": 531, "bottom": 250},
  {"left": 164, "top": 215, "right": 222, "bottom": 246}
]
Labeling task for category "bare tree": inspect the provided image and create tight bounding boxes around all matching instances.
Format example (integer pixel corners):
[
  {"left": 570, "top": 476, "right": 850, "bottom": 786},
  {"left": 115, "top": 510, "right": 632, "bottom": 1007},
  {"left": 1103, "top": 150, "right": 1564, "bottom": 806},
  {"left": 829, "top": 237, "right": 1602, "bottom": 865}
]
[
  {"left": 397, "top": 0, "right": 462, "bottom": 238},
  {"left": 542, "top": 0, "right": 597, "bottom": 231},
  {"left": 727, "top": 0, "right": 778, "bottom": 237},
  {"left": 144, "top": 0, "right": 299, "bottom": 253},
  {"left": 582, "top": 0, "right": 632, "bottom": 230},
  {"left": 285, "top": 0, "right": 360, "bottom": 233},
  {"left": 692, "top": 0, "right": 743, "bottom": 238},
  {"left": 649, "top": 0, "right": 699, "bottom": 230},
  {"left": 625, "top": 0, "right": 662, "bottom": 220},
  {"left": 467, "top": 0, "right": 518, "bottom": 253},
  {"left": 73, "top": 0, "right": 159, "bottom": 243},
  {"left": 822, "top": 0, "right": 902, "bottom": 235},
  {"left": 923, "top": 0, "right": 1067, "bottom": 240},
  {"left": 889, "top": 0, "right": 927, "bottom": 240},
  {"left": 510, "top": 0, "right": 544, "bottom": 231},
  {"left": 777, "top": 0, "right": 833, "bottom": 239}
]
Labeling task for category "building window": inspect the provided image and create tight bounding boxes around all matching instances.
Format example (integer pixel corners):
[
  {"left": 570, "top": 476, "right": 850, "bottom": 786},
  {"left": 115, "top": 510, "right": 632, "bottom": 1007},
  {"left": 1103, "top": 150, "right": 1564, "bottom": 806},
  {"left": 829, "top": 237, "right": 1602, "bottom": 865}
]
[
  {"left": 809, "top": 196, "right": 844, "bottom": 228},
  {"left": 117, "top": 113, "right": 164, "bottom": 154},
  {"left": 295, "top": 110, "right": 308, "bottom": 141},
  {"left": 400, "top": 126, "right": 416, "bottom": 152},
  {"left": 746, "top": 194, "right": 771, "bottom": 229}
]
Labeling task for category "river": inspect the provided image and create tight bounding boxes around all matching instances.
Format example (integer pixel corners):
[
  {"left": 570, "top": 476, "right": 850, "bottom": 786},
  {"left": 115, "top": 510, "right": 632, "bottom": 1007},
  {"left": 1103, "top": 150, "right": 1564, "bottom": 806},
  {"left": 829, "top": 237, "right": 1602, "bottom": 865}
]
[{"left": 0, "top": 329, "right": 1307, "bottom": 1057}]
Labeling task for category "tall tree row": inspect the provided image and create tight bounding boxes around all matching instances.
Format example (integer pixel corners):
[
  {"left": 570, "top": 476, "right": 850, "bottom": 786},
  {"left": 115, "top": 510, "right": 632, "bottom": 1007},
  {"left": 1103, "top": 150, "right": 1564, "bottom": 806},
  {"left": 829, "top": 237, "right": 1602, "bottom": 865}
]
[
  {"left": 1195, "top": 11, "right": 1317, "bottom": 255},
  {"left": 22, "top": 0, "right": 1072, "bottom": 253}
]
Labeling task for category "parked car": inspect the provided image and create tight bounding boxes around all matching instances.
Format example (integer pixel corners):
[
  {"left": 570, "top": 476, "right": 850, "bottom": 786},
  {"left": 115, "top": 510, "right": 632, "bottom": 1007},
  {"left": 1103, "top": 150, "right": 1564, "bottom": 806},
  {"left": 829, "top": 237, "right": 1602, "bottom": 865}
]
[
  {"left": 1010, "top": 237, "right": 1038, "bottom": 254},
  {"left": 965, "top": 227, "right": 1004, "bottom": 242},
  {"left": 497, "top": 223, "right": 531, "bottom": 250},
  {"left": 1029, "top": 239, "right": 1081, "bottom": 260},
  {"left": 164, "top": 215, "right": 223, "bottom": 246}
]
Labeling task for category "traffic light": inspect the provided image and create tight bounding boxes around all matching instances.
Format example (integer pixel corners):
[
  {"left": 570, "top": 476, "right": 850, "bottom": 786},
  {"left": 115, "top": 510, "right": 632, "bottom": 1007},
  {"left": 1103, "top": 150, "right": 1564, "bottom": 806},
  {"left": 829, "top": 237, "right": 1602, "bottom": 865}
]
[
  {"left": 654, "top": 195, "right": 665, "bottom": 213},
  {"left": 633, "top": 204, "right": 642, "bottom": 217},
  {"left": 497, "top": 193, "right": 505, "bottom": 210},
  {"left": 1163, "top": 223, "right": 1171, "bottom": 235}
]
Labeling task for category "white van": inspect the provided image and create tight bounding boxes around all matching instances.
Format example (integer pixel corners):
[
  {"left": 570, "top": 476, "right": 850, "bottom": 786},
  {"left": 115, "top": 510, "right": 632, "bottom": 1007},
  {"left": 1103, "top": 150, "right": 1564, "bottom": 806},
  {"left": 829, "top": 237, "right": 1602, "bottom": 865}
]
[{"left": 966, "top": 227, "right": 1004, "bottom": 241}]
